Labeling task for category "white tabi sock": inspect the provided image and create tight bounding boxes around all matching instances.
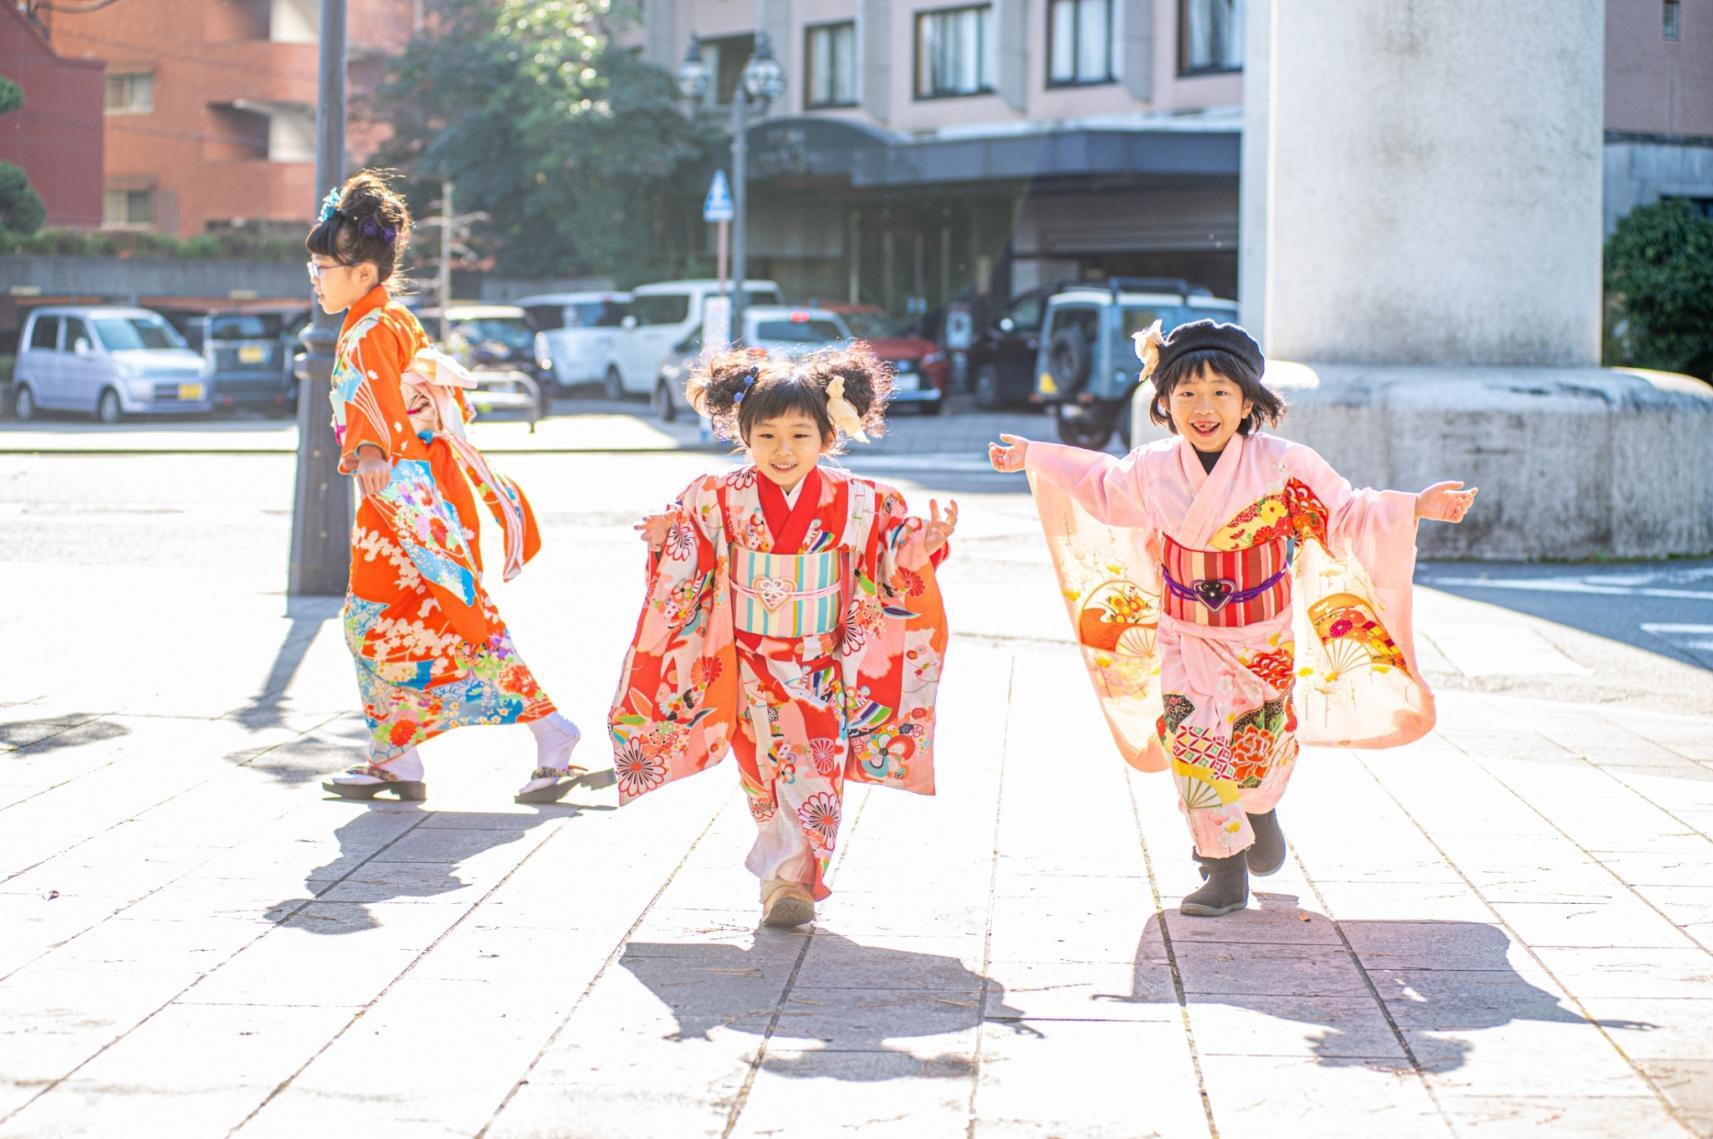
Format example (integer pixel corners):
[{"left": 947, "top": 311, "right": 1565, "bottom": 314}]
[{"left": 527, "top": 714, "right": 581, "bottom": 773}]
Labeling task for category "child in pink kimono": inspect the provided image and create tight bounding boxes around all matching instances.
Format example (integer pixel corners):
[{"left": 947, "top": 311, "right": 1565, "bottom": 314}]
[{"left": 989, "top": 320, "right": 1476, "bottom": 916}]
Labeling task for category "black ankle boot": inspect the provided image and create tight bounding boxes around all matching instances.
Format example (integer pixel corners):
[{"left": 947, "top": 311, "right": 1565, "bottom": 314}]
[
  {"left": 1246, "top": 809, "right": 1287, "bottom": 876},
  {"left": 1181, "top": 852, "right": 1249, "bottom": 917}
]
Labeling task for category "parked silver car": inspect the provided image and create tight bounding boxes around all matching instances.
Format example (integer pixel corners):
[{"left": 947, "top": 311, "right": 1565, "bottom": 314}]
[{"left": 13, "top": 306, "right": 211, "bottom": 422}]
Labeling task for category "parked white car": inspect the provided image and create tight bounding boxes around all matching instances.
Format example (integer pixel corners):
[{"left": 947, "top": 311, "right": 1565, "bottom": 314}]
[
  {"left": 514, "top": 291, "right": 631, "bottom": 392},
  {"left": 13, "top": 306, "right": 210, "bottom": 423},
  {"left": 604, "top": 279, "right": 782, "bottom": 399},
  {"left": 651, "top": 306, "right": 854, "bottom": 422}
]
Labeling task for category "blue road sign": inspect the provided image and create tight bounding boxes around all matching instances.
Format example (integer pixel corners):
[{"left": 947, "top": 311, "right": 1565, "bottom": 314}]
[{"left": 703, "top": 170, "right": 735, "bottom": 223}]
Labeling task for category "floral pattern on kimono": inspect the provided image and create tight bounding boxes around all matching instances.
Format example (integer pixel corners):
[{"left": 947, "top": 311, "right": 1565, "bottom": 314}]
[
  {"left": 332, "top": 287, "right": 555, "bottom": 761},
  {"left": 608, "top": 464, "right": 950, "bottom": 899},
  {"left": 1025, "top": 431, "right": 1431, "bottom": 858}
]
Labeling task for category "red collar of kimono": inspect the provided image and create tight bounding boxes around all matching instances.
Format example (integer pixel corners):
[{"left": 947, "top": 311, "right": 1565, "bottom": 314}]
[
  {"left": 757, "top": 466, "right": 823, "bottom": 551},
  {"left": 340, "top": 284, "right": 392, "bottom": 338}
]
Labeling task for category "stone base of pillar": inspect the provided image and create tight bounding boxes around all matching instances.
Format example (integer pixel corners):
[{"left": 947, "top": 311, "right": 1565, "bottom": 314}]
[{"left": 1132, "top": 367, "right": 1713, "bottom": 561}]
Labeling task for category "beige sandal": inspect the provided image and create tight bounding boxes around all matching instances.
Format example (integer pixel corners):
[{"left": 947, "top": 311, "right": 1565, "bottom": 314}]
[{"left": 760, "top": 879, "right": 816, "bottom": 928}]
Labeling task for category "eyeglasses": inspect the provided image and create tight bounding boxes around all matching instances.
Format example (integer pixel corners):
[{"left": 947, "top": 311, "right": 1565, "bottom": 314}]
[{"left": 306, "top": 260, "right": 345, "bottom": 283}]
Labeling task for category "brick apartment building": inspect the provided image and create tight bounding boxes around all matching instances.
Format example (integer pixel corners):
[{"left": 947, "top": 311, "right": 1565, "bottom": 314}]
[
  {"left": 29, "top": 0, "right": 416, "bottom": 237},
  {"left": 0, "top": 5, "right": 104, "bottom": 229}
]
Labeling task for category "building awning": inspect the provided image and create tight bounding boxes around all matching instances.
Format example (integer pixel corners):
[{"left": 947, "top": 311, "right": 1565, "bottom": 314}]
[{"left": 748, "top": 115, "right": 1240, "bottom": 189}]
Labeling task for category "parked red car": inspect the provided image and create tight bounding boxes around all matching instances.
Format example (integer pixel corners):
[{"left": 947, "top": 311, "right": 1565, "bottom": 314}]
[{"left": 823, "top": 304, "right": 947, "bottom": 414}]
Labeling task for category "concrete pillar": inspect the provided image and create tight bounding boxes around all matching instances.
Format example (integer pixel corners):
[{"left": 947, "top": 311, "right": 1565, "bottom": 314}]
[
  {"left": 1121, "top": 0, "right": 1155, "bottom": 104},
  {"left": 861, "top": 0, "right": 891, "bottom": 125},
  {"left": 1241, "top": 0, "right": 1605, "bottom": 366}
]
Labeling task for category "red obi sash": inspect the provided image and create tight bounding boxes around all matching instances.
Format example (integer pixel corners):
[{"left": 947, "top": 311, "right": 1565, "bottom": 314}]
[{"left": 1160, "top": 535, "right": 1292, "bottom": 628}]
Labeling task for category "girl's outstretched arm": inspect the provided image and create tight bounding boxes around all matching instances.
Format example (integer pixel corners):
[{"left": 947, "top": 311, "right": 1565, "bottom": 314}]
[{"left": 990, "top": 433, "right": 1151, "bottom": 528}]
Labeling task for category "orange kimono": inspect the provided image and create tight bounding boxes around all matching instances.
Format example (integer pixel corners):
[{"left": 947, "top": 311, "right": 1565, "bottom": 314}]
[{"left": 331, "top": 286, "right": 556, "bottom": 761}]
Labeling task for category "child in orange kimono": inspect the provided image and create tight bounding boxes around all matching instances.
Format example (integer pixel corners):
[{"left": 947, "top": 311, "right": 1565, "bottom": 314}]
[
  {"left": 614, "top": 348, "right": 956, "bottom": 927},
  {"left": 306, "top": 171, "right": 581, "bottom": 804},
  {"left": 990, "top": 320, "right": 1477, "bottom": 916}
]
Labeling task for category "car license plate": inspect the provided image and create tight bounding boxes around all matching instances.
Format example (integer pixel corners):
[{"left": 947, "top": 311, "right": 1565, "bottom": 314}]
[
  {"left": 893, "top": 371, "right": 919, "bottom": 391},
  {"left": 178, "top": 383, "right": 205, "bottom": 401},
  {"left": 238, "top": 345, "right": 267, "bottom": 364}
]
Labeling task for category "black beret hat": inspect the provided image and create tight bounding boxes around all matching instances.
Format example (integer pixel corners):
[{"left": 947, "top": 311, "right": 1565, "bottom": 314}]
[{"left": 1158, "top": 319, "right": 1264, "bottom": 377}]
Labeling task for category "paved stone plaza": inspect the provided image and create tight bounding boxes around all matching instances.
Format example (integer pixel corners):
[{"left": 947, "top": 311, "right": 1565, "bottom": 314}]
[{"left": 1, "top": 445, "right": 1710, "bottom": 1138}]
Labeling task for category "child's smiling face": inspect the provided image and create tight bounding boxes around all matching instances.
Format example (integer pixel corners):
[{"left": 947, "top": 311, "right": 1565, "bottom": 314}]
[
  {"left": 1167, "top": 362, "right": 1253, "bottom": 454},
  {"left": 745, "top": 414, "right": 833, "bottom": 493},
  {"left": 404, "top": 385, "right": 440, "bottom": 435}
]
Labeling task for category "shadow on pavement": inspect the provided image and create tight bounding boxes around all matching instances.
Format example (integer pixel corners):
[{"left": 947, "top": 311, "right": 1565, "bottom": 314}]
[
  {"left": 265, "top": 808, "right": 565, "bottom": 933},
  {"left": 235, "top": 598, "right": 341, "bottom": 734},
  {"left": 0, "top": 715, "right": 128, "bottom": 755},
  {"left": 619, "top": 931, "right": 1034, "bottom": 1079},
  {"left": 1106, "top": 908, "right": 1654, "bottom": 1071}
]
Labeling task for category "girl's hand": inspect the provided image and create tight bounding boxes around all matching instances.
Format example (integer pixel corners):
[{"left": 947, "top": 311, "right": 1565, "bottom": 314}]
[
  {"left": 354, "top": 447, "right": 390, "bottom": 498},
  {"left": 988, "top": 434, "right": 1029, "bottom": 473},
  {"left": 1417, "top": 481, "right": 1478, "bottom": 523},
  {"left": 924, "top": 498, "right": 958, "bottom": 555},
  {"left": 634, "top": 508, "right": 675, "bottom": 550}
]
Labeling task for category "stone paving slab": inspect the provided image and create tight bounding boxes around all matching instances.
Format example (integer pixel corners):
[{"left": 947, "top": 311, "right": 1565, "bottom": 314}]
[{"left": 3, "top": 455, "right": 1713, "bottom": 1137}]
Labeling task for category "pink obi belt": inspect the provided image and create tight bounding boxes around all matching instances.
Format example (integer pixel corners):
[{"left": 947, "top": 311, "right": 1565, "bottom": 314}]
[
  {"left": 1160, "top": 535, "right": 1292, "bottom": 628},
  {"left": 731, "top": 546, "right": 844, "bottom": 638}
]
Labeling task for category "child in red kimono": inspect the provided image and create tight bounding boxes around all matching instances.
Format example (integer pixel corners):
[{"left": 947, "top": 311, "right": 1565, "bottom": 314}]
[
  {"left": 306, "top": 171, "right": 582, "bottom": 805},
  {"left": 990, "top": 320, "right": 1477, "bottom": 917},
  {"left": 614, "top": 348, "right": 956, "bottom": 927}
]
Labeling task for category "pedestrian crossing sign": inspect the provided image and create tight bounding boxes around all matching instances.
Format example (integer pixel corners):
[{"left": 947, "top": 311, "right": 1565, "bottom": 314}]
[{"left": 703, "top": 170, "right": 735, "bottom": 223}]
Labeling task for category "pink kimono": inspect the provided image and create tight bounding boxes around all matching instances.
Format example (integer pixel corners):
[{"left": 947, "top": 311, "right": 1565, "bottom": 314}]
[{"left": 1024, "top": 431, "right": 1434, "bottom": 858}]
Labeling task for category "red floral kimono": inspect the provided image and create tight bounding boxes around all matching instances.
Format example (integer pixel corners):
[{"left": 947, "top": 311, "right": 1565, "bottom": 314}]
[
  {"left": 331, "top": 286, "right": 556, "bottom": 761},
  {"left": 609, "top": 465, "right": 950, "bottom": 899}
]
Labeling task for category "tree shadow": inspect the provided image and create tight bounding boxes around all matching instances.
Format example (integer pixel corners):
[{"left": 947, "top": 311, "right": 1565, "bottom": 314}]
[
  {"left": 0, "top": 714, "right": 129, "bottom": 756},
  {"left": 618, "top": 931, "right": 1035, "bottom": 1081},
  {"left": 264, "top": 807, "right": 567, "bottom": 934},
  {"left": 1099, "top": 900, "right": 1656, "bottom": 1071}
]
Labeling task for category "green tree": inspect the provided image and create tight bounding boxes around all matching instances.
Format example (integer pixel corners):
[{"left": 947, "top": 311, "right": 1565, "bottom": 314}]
[
  {"left": 0, "top": 74, "right": 46, "bottom": 237},
  {"left": 1604, "top": 198, "right": 1713, "bottom": 381},
  {"left": 370, "top": 0, "right": 719, "bottom": 283}
]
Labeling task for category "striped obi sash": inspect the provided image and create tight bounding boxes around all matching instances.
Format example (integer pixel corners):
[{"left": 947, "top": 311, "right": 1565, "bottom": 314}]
[
  {"left": 731, "top": 546, "right": 845, "bottom": 638},
  {"left": 1160, "top": 535, "right": 1292, "bottom": 628}
]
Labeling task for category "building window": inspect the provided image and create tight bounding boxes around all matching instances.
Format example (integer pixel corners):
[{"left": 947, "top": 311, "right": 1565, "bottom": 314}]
[
  {"left": 699, "top": 33, "right": 756, "bottom": 106},
  {"left": 1179, "top": 0, "right": 1242, "bottom": 75},
  {"left": 915, "top": 5, "right": 994, "bottom": 99},
  {"left": 806, "top": 21, "right": 858, "bottom": 108},
  {"left": 1048, "top": 0, "right": 1115, "bottom": 86},
  {"left": 104, "top": 72, "right": 155, "bottom": 114},
  {"left": 1664, "top": 0, "right": 1680, "bottom": 40},
  {"left": 103, "top": 188, "right": 153, "bottom": 229}
]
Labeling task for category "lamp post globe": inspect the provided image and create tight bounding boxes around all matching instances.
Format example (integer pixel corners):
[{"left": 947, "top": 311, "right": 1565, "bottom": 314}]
[
  {"left": 743, "top": 32, "right": 786, "bottom": 103},
  {"left": 676, "top": 37, "right": 711, "bottom": 101}
]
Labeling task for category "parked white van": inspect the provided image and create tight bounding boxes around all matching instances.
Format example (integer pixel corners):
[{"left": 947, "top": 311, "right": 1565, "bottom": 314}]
[
  {"left": 603, "top": 279, "right": 781, "bottom": 399},
  {"left": 514, "top": 291, "right": 631, "bottom": 392},
  {"left": 13, "top": 306, "right": 211, "bottom": 423}
]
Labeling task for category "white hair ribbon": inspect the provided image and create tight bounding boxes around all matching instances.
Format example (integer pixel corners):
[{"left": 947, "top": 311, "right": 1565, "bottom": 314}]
[
  {"left": 825, "top": 375, "right": 869, "bottom": 444},
  {"left": 1132, "top": 319, "right": 1166, "bottom": 383}
]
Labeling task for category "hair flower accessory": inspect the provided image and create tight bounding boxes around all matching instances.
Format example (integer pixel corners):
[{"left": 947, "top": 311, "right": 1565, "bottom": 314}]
[
  {"left": 732, "top": 367, "right": 759, "bottom": 405},
  {"left": 317, "top": 187, "right": 344, "bottom": 224},
  {"left": 1132, "top": 318, "right": 1166, "bottom": 383},
  {"left": 359, "top": 216, "right": 398, "bottom": 243},
  {"left": 825, "top": 375, "right": 869, "bottom": 444}
]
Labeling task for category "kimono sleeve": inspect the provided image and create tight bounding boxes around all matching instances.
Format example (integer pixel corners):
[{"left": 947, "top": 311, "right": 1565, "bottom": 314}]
[
  {"left": 1023, "top": 441, "right": 1152, "bottom": 528},
  {"left": 335, "top": 316, "right": 416, "bottom": 475},
  {"left": 1285, "top": 443, "right": 1419, "bottom": 588},
  {"left": 607, "top": 475, "right": 740, "bottom": 804},
  {"left": 1283, "top": 442, "right": 1435, "bottom": 749},
  {"left": 841, "top": 481, "right": 948, "bottom": 797}
]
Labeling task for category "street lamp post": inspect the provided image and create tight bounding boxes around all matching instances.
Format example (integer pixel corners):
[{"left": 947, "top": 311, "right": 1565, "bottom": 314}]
[
  {"left": 677, "top": 32, "right": 785, "bottom": 347},
  {"left": 288, "top": 0, "right": 350, "bottom": 597}
]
